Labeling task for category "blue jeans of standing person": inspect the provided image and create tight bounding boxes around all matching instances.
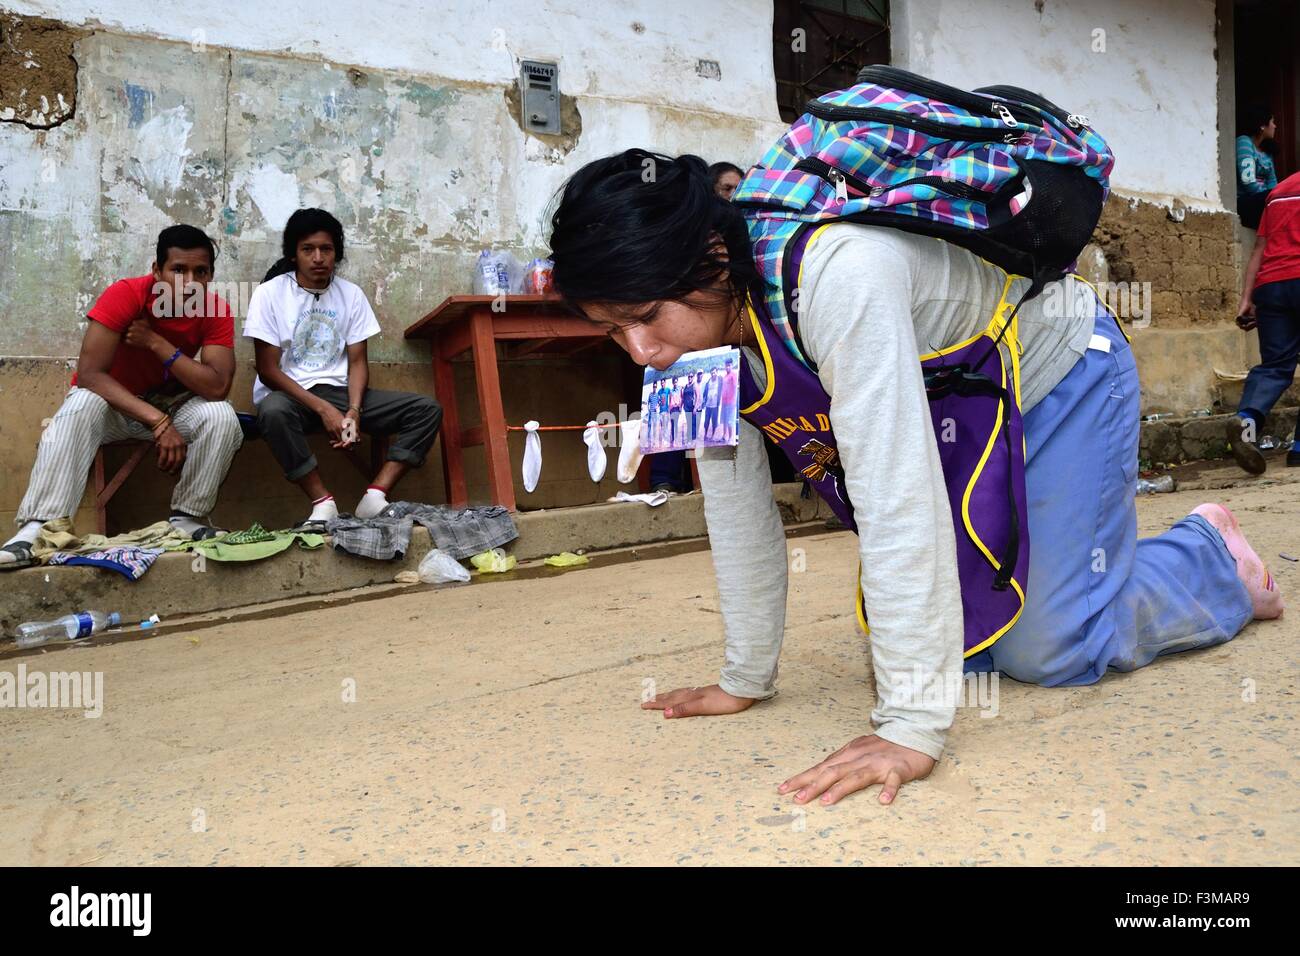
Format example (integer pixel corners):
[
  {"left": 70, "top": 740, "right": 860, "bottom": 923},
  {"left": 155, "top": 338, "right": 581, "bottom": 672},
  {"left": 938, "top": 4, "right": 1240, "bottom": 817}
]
[
  {"left": 1238, "top": 277, "right": 1300, "bottom": 442},
  {"left": 650, "top": 450, "right": 689, "bottom": 491},
  {"left": 966, "top": 310, "right": 1254, "bottom": 684}
]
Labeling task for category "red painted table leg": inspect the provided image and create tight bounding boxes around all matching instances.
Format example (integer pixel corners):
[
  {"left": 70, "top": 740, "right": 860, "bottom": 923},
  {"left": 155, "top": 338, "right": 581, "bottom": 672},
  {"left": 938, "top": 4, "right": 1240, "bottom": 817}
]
[
  {"left": 469, "top": 307, "right": 516, "bottom": 511},
  {"left": 433, "top": 327, "right": 467, "bottom": 508}
]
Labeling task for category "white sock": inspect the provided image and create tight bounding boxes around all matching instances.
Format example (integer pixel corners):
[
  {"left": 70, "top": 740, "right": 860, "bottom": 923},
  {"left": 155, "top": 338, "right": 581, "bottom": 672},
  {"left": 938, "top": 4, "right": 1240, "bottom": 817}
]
[
  {"left": 617, "top": 417, "right": 645, "bottom": 484},
  {"left": 583, "top": 420, "right": 607, "bottom": 482},
  {"left": 355, "top": 486, "right": 390, "bottom": 519},
  {"left": 4, "top": 520, "right": 43, "bottom": 549},
  {"left": 168, "top": 512, "right": 215, "bottom": 537},
  {"left": 308, "top": 495, "right": 338, "bottom": 523},
  {"left": 0, "top": 520, "right": 43, "bottom": 561},
  {"left": 522, "top": 420, "right": 542, "bottom": 492}
]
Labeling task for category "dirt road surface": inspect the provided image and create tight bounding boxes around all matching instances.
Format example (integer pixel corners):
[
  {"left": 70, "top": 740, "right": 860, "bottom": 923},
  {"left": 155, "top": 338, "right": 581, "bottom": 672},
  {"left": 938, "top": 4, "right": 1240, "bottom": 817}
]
[{"left": 2, "top": 480, "right": 1296, "bottom": 865}]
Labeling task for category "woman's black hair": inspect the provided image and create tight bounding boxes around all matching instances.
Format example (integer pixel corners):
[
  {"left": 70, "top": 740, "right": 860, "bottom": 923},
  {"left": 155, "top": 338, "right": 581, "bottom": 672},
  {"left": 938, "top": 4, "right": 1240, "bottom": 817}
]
[
  {"left": 263, "top": 207, "right": 346, "bottom": 283},
  {"left": 547, "top": 149, "right": 763, "bottom": 320},
  {"left": 1237, "top": 103, "right": 1275, "bottom": 138}
]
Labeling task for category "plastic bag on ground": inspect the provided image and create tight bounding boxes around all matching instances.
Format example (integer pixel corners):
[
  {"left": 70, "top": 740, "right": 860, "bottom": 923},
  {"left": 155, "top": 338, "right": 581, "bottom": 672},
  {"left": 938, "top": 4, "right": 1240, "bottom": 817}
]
[
  {"left": 470, "top": 548, "right": 517, "bottom": 574},
  {"left": 418, "top": 548, "right": 471, "bottom": 583},
  {"left": 544, "top": 551, "right": 589, "bottom": 568}
]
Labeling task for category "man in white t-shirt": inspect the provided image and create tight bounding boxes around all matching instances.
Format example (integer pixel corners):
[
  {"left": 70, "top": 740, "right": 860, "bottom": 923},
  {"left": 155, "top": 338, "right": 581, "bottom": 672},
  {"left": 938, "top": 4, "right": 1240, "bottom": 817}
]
[{"left": 243, "top": 208, "right": 442, "bottom": 525}]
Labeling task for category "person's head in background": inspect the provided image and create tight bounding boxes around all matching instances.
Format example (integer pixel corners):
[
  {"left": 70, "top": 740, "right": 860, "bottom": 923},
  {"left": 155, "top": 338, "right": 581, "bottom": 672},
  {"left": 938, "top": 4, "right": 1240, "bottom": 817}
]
[
  {"left": 152, "top": 224, "right": 218, "bottom": 311},
  {"left": 549, "top": 150, "right": 761, "bottom": 371},
  {"left": 263, "top": 208, "right": 346, "bottom": 287},
  {"left": 709, "top": 161, "right": 744, "bottom": 200},
  {"left": 1239, "top": 104, "right": 1277, "bottom": 148}
]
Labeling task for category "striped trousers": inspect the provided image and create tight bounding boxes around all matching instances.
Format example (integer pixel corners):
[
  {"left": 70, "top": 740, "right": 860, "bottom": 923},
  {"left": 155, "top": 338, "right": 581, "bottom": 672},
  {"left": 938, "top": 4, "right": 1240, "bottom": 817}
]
[{"left": 15, "top": 387, "right": 243, "bottom": 526}]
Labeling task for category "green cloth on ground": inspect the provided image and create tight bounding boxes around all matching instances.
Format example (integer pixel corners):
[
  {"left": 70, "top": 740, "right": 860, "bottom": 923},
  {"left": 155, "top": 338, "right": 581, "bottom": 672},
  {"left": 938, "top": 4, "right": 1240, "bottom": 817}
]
[
  {"left": 168, "top": 522, "right": 323, "bottom": 562},
  {"left": 30, "top": 518, "right": 192, "bottom": 560}
]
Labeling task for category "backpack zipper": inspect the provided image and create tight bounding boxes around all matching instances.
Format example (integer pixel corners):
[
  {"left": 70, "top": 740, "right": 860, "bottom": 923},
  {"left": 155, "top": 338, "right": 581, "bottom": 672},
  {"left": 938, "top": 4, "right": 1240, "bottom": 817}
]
[
  {"left": 973, "top": 84, "right": 1091, "bottom": 131},
  {"left": 855, "top": 65, "right": 1039, "bottom": 127},
  {"left": 805, "top": 101, "right": 1027, "bottom": 144},
  {"left": 795, "top": 157, "right": 988, "bottom": 202}
]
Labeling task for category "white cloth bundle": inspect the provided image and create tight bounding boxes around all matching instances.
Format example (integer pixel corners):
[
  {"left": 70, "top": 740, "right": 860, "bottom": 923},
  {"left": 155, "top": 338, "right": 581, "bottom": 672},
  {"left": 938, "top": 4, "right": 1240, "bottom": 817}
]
[
  {"left": 583, "top": 420, "right": 607, "bottom": 482},
  {"left": 522, "top": 420, "right": 542, "bottom": 493},
  {"left": 617, "top": 416, "right": 645, "bottom": 484}
]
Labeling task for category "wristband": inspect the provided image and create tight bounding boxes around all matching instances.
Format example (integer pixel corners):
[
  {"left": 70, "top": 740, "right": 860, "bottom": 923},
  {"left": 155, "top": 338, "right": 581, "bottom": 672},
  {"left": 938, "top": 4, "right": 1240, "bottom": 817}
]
[
  {"left": 161, "top": 347, "right": 183, "bottom": 381},
  {"left": 152, "top": 414, "right": 172, "bottom": 438},
  {"left": 347, "top": 404, "right": 362, "bottom": 414}
]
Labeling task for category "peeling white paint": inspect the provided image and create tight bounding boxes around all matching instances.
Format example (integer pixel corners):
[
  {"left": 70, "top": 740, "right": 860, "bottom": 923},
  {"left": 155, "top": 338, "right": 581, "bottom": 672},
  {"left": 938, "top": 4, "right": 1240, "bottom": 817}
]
[
  {"left": 233, "top": 163, "right": 301, "bottom": 232},
  {"left": 129, "top": 105, "right": 193, "bottom": 191}
]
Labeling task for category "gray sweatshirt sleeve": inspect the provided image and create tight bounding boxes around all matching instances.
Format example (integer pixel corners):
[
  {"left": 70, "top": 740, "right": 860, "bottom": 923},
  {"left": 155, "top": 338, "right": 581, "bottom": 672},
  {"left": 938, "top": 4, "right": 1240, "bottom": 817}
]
[
  {"left": 796, "top": 233, "right": 964, "bottom": 761},
  {"left": 696, "top": 416, "right": 789, "bottom": 700}
]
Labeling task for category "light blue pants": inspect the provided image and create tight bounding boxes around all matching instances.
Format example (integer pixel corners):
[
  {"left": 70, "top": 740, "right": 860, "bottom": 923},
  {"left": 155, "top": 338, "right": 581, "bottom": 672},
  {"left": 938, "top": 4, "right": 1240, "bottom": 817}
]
[{"left": 966, "top": 313, "right": 1254, "bottom": 685}]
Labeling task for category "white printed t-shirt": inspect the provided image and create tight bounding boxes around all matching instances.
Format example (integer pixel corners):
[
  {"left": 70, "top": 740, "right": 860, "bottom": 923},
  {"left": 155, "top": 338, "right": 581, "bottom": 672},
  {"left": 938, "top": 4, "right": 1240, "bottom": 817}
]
[{"left": 243, "top": 272, "right": 381, "bottom": 404}]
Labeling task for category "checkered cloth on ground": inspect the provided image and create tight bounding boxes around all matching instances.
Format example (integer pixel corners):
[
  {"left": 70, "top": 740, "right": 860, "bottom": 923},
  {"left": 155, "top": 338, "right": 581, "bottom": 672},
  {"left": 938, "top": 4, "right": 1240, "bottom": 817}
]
[{"left": 326, "top": 502, "right": 517, "bottom": 561}]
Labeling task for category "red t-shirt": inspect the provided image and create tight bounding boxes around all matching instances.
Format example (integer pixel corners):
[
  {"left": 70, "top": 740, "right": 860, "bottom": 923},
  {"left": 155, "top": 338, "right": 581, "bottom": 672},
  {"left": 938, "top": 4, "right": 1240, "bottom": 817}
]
[
  {"left": 71, "top": 275, "right": 235, "bottom": 396},
  {"left": 1255, "top": 172, "right": 1300, "bottom": 288}
]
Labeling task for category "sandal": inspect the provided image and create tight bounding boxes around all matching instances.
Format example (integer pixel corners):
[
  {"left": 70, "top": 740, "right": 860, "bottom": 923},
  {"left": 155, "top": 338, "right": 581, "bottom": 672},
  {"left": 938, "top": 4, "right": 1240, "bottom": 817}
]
[{"left": 0, "top": 541, "right": 36, "bottom": 571}]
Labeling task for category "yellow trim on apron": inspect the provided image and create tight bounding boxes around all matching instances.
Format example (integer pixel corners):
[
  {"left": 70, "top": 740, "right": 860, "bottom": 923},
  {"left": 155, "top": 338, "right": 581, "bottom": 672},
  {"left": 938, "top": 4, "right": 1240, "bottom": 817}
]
[
  {"left": 740, "top": 223, "right": 837, "bottom": 415},
  {"left": 739, "top": 299, "right": 776, "bottom": 415},
  {"left": 857, "top": 272, "right": 1029, "bottom": 656}
]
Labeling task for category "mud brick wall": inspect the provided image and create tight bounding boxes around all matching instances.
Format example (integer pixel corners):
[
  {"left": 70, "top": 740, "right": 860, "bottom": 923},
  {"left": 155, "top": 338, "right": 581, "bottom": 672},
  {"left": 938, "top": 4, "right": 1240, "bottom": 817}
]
[{"left": 1091, "top": 196, "right": 1239, "bottom": 329}]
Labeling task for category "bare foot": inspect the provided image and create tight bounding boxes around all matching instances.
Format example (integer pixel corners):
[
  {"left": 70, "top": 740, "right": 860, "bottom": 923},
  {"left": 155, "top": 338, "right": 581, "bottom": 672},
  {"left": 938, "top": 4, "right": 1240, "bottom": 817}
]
[{"left": 1191, "top": 503, "right": 1283, "bottom": 619}]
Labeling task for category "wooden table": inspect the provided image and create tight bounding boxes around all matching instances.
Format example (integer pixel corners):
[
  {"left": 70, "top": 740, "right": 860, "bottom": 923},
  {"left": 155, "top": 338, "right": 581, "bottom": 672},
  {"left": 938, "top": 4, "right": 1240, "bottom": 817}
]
[{"left": 404, "top": 294, "right": 611, "bottom": 511}]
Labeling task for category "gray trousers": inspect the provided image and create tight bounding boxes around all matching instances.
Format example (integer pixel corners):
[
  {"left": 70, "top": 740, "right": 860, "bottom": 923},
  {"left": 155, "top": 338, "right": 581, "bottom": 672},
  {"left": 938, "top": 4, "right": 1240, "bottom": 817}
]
[
  {"left": 256, "top": 384, "right": 442, "bottom": 481},
  {"left": 16, "top": 387, "right": 243, "bottom": 525}
]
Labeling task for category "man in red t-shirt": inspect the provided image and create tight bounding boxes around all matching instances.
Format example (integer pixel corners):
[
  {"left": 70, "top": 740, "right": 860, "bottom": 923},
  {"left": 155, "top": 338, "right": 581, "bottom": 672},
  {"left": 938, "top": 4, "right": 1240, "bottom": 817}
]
[
  {"left": 1226, "top": 171, "right": 1300, "bottom": 474},
  {"left": 1, "top": 225, "right": 243, "bottom": 567}
]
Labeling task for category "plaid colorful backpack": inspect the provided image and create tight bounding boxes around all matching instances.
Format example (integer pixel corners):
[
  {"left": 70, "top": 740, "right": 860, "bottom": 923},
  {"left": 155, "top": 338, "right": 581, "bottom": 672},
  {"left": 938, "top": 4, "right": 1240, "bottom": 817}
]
[{"left": 735, "top": 64, "right": 1115, "bottom": 365}]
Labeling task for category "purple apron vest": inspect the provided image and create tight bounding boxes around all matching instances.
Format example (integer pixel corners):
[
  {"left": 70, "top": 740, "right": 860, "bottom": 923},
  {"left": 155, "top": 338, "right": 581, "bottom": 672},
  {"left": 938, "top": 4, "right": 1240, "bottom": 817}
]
[{"left": 738, "top": 284, "right": 1031, "bottom": 657}]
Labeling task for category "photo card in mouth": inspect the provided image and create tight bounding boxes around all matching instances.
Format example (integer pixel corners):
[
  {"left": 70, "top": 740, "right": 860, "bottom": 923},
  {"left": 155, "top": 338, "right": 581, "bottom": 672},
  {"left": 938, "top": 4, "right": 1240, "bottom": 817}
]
[{"left": 639, "top": 346, "right": 741, "bottom": 455}]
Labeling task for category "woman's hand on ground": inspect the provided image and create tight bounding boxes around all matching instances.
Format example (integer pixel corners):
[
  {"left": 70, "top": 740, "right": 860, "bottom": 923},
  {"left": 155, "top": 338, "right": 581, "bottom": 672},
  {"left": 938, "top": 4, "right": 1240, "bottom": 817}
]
[
  {"left": 641, "top": 684, "right": 754, "bottom": 718},
  {"left": 779, "top": 734, "right": 935, "bottom": 807}
]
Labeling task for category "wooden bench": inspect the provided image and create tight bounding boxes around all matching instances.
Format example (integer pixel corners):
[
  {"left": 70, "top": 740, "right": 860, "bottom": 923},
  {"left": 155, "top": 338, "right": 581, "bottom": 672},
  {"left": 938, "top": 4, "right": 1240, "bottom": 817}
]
[{"left": 90, "top": 433, "right": 390, "bottom": 535}]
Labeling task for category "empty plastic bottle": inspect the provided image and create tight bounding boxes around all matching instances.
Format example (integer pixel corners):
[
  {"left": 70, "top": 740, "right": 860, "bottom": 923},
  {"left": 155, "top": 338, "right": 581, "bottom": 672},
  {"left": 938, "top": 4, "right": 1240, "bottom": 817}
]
[
  {"left": 1135, "top": 475, "right": 1176, "bottom": 495},
  {"left": 14, "top": 610, "right": 121, "bottom": 649}
]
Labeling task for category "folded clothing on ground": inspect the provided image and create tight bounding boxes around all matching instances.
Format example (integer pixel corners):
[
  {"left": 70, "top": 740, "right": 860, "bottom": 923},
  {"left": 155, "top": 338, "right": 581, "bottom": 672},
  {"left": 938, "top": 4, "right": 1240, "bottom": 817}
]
[
  {"left": 30, "top": 518, "right": 193, "bottom": 560},
  {"left": 47, "top": 545, "right": 164, "bottom": 581},
  {"left": 168, "top": 521, "right": 324, "bottom": 562},
  {"left": 326, "top": 502, "right": 517, "bottom": 561},
  {"left": 325, "top": 514, "right": 413, "bottom": 560},
  {"left": 381, "top": 501, "right": 518, "bottom": 560}
]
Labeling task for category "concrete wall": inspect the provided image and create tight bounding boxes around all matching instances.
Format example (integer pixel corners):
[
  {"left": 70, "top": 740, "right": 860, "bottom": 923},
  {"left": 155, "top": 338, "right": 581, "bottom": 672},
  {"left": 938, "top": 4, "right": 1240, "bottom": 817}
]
[
  {"left": 0, "top": 0, "right": 1276, "bottom": 535},
  {"left": 892, "top": 0, "right": 1222, "bottom": 205},
  {"left": 0, "top": 1, "right": 786, "bottom": 530},
  {"left": 893, "top": 0, "right": 1259, "bottom": 415}
]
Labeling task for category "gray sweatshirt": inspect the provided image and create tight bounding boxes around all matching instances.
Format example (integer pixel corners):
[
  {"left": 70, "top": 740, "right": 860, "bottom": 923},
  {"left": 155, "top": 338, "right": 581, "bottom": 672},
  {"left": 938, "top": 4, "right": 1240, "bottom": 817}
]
[{"left": 698, "top": 224, "right": 1095, "bottom": 759}]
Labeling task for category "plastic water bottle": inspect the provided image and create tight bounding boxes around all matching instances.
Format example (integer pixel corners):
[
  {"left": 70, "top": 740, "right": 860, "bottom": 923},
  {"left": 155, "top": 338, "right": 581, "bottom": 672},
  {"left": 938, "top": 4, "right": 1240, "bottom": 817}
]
[
  {"left": 14, "top": 610, "right": 121, "bottom": 649},
  {"left": 1135, "top": 475, "right": 1176, "bottom": 495}
]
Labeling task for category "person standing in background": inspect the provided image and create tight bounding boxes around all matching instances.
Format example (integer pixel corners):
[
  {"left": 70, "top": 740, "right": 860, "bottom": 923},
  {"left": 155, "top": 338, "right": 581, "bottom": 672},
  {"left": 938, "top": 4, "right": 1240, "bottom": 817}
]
[
  {"left": 1237, "top": 105, "right": 1279, "bottom": 230},
  {"left": 709, "top": 162, "right": 744, "bottom": 200},
  {"left": 1226, "top": 169, "right": 1300, "bottom": 473}
]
